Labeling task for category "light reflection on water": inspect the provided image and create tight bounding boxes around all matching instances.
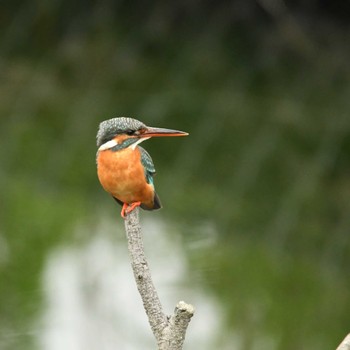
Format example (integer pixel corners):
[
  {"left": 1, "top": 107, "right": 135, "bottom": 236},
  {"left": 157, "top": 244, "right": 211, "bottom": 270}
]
[{"left": 37, "top": 217, "right": 234, "bottom": 350}]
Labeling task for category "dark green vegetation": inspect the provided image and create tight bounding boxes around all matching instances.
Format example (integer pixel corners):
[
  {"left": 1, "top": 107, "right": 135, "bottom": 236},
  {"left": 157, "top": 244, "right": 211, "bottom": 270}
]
[{"left": 0, "top": 1, "right": 349, "bottom": 349}]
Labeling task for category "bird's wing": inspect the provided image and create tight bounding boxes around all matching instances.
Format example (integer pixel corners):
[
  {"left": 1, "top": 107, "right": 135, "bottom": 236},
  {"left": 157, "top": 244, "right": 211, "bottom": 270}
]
[{"left": 138, "top": 146, "right": 156, "bottom": 186}]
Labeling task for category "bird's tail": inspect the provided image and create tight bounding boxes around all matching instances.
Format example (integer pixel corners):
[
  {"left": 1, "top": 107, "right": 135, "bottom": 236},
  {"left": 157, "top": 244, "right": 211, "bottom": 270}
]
[{"left": 141, "top": 192, "right": 162, "bottom": 211}]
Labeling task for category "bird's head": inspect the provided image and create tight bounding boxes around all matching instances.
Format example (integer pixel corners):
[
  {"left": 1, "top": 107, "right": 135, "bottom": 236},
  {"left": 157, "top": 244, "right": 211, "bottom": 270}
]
[{"left": 97, "top": 117, "right": 188, "bottom": 151}]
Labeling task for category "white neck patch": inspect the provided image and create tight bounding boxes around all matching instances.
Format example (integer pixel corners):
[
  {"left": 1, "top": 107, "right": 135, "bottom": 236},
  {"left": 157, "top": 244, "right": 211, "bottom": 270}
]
[{"left": 98, "top": 139, "right": 118, "bottom": 151}]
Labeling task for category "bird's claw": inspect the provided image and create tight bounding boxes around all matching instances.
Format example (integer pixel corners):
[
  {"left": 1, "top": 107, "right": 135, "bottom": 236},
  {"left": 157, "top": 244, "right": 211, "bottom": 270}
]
[{"left": 121, "top": 202, "right": 142, "bottom": 218}]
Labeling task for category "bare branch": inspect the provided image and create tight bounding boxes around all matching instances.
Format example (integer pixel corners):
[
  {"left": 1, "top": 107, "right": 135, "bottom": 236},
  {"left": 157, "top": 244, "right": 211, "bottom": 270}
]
[
  {"left": 124, "top": 208, "right": 194, "bottom": 349},
  {"left": 123, "top": 207, "right": 168, "bottom": 338}
]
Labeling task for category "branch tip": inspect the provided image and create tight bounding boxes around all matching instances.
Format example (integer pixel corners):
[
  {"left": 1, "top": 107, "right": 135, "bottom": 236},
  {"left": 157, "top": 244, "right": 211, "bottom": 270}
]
[{"left": 176, "top": 301, "right": 195, "bottom": 316}]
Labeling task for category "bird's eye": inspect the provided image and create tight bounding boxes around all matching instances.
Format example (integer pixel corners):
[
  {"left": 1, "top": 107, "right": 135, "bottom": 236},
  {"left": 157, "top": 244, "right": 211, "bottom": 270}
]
[{"left": 126, "top": 129, "right": 135, "bottom": 136}]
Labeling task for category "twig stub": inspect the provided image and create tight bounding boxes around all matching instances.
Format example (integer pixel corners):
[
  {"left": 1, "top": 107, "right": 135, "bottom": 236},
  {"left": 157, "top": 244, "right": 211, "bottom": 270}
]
[{"left": 337, "top": 334, "right": 350, "bottom": 350}]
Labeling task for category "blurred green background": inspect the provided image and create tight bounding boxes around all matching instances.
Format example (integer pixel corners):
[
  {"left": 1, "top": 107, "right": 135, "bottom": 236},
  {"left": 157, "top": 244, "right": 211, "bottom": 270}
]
[{"left": 1, "top": 1, "right": 350, "bottom": 349}]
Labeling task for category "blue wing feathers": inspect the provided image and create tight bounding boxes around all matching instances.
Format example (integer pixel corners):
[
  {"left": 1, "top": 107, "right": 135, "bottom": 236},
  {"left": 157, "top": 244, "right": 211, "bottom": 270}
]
[
  {"left": 139, "top": 146, "right": 156, "bottom": 185},
  {"left": 139, "top": 146, "right": 162, "bottom": 210}
]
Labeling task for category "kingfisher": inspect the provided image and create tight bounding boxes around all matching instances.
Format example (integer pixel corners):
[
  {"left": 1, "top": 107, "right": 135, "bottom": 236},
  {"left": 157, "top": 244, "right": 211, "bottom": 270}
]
[{"left": 96, "top": 117, "right": 188, "bottom": 218}]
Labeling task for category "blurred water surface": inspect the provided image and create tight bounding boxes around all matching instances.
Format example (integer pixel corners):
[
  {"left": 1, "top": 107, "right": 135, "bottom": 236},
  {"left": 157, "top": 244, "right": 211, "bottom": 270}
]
[{"left": 38, "top": 217, "right": 228, "bottom": 350}]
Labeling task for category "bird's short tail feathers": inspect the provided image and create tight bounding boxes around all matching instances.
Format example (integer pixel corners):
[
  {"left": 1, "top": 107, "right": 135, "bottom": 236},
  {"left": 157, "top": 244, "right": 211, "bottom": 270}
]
[{"left": 141, "top": 192, "right": 162, "bottom": 211}]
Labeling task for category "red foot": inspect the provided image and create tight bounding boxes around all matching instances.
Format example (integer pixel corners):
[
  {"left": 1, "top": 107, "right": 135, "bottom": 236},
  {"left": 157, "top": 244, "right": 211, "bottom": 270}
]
[
  {"left": 121, "top": 203, "right": 129, "bottom": 218},
  {"left": 120, "top": 201, "right": 142, "bottom": 218}
]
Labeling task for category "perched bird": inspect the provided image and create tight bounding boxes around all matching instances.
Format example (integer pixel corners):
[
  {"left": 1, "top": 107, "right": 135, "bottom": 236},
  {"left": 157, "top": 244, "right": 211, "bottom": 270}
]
[{"left": 96, "top": 117, "right": 188, "bottom": 218}]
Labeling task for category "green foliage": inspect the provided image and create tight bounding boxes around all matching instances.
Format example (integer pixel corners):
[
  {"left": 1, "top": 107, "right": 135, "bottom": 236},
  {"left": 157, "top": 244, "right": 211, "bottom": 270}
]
[{"left": 193, "top": 241, "right": 350, "bottom": 349}]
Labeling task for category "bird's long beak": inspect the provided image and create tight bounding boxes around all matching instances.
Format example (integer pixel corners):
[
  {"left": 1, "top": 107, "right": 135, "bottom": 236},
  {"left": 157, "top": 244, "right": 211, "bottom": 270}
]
[{"left": 141, "top": 126, "right": 189, "bottom": 138}]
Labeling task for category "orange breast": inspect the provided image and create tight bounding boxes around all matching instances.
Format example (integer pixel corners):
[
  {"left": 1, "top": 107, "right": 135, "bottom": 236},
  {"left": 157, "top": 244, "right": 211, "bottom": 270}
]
[{"left": 97, "top": 147, "right": 154, "bottom": 207}]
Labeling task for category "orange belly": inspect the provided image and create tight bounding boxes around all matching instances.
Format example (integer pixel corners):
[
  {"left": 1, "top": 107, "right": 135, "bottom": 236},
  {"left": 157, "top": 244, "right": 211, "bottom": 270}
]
[{"left": 97, "top": 147, "right": 154, "bottom": 208}]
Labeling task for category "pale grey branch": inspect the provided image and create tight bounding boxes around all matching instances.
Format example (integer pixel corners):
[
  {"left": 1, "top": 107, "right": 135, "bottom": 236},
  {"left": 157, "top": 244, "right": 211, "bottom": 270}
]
[{"left": 124, "top": 208, "right": 194, "bottom": 349}]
